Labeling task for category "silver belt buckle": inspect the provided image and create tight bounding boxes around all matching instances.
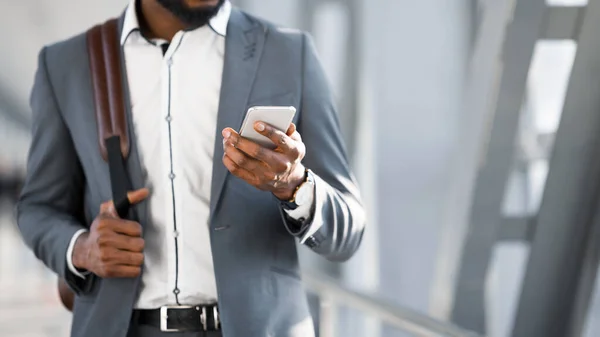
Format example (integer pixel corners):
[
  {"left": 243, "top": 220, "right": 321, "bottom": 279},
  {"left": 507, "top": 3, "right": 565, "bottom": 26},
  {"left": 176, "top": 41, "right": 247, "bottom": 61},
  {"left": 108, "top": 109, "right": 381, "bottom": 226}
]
[
  {"left": 200, "top": 306, "right": 208, "bottom": 331},
  {"left": 160, "top": 305, "right": 193, "bottom": 332},
  {"left": 213, "top": 306, "right": 220, "bottom": 330}
]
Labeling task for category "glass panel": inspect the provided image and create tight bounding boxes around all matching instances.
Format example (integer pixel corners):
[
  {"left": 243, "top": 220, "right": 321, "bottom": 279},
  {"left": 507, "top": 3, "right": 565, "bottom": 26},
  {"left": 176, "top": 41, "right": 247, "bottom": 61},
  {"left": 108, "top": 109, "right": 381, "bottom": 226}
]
[
  {"left": 337, "top": 306, "right": 454, "bottom": 337},
  {"left": 547, "top": 0, "right": 588, "bottom": 5},
  {"left": 526, "top": 40, "right": 576, "bottom": 213},
  {"left": 529, "top": 41, "right": 576, "bottom": 135},
  {"left": 486, "top": 243, "right": 530, "bottom": 337},
  {"left": 502, "top": 40, "right": 577, "bottom": 216},
  {"left": 494, "top": 40, "right": 576, "bottom": 337},
  {"left": 310, "top": 298, "right": 480, "bottom": 337}
]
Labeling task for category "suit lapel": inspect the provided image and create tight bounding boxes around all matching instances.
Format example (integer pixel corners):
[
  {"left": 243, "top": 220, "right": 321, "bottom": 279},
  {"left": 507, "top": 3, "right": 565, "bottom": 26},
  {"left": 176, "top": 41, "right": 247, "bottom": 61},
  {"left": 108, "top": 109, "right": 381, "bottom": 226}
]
[
  {"left": 110, "top": 9, "right": 266, "bottom": 223},
  {"left": 210, "top": 9, "right": 267, "bottom": 219}
]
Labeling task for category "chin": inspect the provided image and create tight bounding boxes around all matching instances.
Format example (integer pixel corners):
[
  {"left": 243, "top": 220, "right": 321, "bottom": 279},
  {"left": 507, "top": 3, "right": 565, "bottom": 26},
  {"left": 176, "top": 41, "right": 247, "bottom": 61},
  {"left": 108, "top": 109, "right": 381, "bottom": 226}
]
[{"left": 184, "top": 0, "right": 221, "bottom": 8}]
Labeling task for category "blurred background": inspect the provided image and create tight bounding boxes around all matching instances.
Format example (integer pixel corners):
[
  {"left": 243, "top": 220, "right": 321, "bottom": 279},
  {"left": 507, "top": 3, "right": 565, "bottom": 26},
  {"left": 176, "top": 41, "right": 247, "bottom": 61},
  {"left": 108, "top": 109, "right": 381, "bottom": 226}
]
[{"left": 1, "top": 0, "right": 600, "bottom": 336}]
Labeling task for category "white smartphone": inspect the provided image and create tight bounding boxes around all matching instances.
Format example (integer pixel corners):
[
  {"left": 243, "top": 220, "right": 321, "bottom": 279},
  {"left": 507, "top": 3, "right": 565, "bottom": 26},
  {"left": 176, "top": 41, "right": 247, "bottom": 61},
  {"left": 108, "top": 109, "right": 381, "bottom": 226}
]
[{"left": 239, "top": 106, "right": 297, "bottom": 149}]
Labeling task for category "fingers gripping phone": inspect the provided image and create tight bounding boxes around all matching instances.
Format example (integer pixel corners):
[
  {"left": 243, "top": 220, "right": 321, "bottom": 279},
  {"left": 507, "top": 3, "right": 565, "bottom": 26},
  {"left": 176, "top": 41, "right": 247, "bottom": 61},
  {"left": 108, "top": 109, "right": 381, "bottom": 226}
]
[{"left": 239, "top": 106, "right": 297, "bottom": 149}]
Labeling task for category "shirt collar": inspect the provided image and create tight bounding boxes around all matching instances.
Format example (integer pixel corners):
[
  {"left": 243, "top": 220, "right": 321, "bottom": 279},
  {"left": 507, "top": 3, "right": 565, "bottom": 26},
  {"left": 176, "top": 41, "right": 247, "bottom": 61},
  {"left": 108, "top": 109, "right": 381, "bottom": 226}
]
[{"left": 121, "top": 0, "right": 231, "bottom": 45}]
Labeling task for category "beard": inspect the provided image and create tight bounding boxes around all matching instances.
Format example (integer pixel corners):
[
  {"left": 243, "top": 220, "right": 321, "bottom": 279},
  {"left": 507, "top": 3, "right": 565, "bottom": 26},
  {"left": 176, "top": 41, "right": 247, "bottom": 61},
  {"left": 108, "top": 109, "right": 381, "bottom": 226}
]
[{"left": 155, "top": 0, "right": 226, "bottom": 29}]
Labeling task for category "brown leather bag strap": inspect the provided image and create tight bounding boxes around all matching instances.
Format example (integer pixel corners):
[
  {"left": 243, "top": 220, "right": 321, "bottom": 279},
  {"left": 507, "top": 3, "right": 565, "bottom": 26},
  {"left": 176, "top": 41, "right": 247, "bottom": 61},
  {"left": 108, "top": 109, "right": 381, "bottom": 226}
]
[
  {"left": 87, "top": 19, "right": 133, "bottom": 218},
  {"left": 87, "top": 18, "right": 130, "bottom": 161},
  {"left": 57, "top": 19, "right": 134, "bottom": 313}
]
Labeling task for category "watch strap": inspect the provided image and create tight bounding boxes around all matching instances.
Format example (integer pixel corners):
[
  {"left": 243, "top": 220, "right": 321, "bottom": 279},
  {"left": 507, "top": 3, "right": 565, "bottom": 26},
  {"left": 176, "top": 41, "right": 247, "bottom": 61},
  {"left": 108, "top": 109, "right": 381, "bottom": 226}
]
[{"left": 281, "top": 168, "right": 310, "bottom": 210}]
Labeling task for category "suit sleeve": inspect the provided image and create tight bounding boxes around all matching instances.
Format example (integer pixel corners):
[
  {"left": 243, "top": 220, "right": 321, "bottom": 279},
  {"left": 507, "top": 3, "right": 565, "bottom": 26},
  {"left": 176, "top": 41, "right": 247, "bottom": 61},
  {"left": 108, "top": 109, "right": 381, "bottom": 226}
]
[
  {"left": 280, "top": 33, "right": 366, "bottom": 262},
  {"left": 16, "top": 47, "right": 91, "bottom": 294}
]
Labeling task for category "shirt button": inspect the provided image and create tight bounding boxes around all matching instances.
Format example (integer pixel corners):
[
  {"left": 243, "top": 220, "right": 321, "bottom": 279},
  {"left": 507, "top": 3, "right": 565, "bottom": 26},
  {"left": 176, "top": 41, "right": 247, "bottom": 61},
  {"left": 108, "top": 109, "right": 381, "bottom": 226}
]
[
  {"left": 173, "top": 230, "right": 179, "bottom": 238},
  {"left": 165, "top": 116, "right": 172, "bottom": 122},
  {"left": 167, "top": 58, "right": 173, "bottom": 66},
  {"left": 169, "top": 173, "right": 175, "bottom": 180}
]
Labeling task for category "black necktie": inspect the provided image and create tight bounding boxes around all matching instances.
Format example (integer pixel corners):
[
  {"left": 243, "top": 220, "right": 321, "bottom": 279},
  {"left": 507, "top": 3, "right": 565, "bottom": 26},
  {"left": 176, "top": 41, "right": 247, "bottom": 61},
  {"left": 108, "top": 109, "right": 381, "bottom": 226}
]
[{"left": 161, "top": 43, "right": 170, "bottom": 56}]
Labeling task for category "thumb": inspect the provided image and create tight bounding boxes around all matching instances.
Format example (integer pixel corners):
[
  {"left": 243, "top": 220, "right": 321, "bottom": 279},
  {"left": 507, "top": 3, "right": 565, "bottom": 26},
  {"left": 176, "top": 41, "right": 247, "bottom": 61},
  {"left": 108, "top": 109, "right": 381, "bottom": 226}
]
[
  {"left": 99, "top": 188, "right": 150, "bottom": 218},
  {"left": 286, "top": 123, "right": 296, "bottom": 136},
  {"left": 99, "top": 200, "right": 118, "bottom": 218},
  {"left": 127, "top": 188, "right": 150, "bottom": 205}
]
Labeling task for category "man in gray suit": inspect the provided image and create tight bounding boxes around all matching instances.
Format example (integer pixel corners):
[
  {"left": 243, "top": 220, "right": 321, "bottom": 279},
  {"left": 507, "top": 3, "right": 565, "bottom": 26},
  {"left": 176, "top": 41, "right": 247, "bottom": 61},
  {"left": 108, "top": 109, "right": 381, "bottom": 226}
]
[{"left": 17, "top": 0, "right": 365, "bottom": 336}]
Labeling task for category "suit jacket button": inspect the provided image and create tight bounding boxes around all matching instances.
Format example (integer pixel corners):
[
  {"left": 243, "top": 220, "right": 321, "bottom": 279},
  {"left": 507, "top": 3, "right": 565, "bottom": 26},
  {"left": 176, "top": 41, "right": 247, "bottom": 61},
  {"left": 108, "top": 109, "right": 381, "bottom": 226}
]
[{"left": 305, "top": 236, "right": 317, "bottom": 248}]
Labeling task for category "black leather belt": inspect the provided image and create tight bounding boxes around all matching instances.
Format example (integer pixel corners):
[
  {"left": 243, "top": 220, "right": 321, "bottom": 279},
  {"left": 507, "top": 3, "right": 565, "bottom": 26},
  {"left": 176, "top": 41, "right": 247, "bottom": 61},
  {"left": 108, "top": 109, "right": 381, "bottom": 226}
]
[{"left": 132, "top": 305, "right": 220, "bottom": 332}]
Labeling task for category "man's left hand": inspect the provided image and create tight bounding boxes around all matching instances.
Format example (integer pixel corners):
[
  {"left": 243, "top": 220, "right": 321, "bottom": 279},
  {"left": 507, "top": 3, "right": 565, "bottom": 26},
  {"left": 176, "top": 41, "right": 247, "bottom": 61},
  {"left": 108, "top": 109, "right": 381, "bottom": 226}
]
[{"left": 222, "top": 122, "right": 306, "bottom": 201}]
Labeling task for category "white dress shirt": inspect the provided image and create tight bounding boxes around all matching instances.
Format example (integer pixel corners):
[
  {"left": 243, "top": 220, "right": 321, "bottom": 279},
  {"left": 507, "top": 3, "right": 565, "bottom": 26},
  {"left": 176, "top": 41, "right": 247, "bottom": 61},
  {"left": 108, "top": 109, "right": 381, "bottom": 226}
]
[{"left": 66, "top": 0, "right": 314, "bottom": 309}]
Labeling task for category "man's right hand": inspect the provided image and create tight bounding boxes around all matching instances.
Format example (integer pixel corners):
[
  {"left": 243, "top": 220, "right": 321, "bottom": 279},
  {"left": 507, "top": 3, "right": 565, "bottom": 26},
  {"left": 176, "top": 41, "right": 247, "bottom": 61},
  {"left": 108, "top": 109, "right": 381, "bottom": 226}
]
[{"left": 72, "top": 188, "right": 149, "bottom": 278}]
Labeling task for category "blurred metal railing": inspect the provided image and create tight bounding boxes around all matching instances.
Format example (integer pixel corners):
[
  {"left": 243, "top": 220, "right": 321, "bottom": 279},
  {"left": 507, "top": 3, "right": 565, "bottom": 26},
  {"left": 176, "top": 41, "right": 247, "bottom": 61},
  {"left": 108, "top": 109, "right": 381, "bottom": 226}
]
[{"left": 303, "top": 271, "right": 484, "bottom": 337}]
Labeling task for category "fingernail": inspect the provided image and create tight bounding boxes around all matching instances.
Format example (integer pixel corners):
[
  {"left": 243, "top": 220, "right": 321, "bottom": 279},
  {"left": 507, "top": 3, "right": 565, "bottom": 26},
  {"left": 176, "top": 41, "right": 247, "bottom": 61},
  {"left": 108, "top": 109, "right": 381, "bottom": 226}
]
[
  {"left": 255, "top": 122, "right": 265, "bottom": 132},
  {"left": 222, "top": 129, "right": 231, "bottom": 138}
]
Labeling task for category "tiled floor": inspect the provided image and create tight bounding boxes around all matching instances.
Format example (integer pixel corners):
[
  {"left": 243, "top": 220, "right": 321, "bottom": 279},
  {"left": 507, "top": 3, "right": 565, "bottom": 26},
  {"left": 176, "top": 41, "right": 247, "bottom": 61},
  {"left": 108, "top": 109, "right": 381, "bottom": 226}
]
[{"left": 0, "top": 201, "right": 71, "bottom": 337}]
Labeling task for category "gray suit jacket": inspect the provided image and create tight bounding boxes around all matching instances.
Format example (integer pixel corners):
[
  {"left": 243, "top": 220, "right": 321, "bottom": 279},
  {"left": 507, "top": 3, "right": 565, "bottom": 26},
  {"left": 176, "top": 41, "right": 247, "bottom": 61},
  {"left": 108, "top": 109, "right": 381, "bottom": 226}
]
[{"left": 16, "top": 8, "right": 365, "bottom": 337}]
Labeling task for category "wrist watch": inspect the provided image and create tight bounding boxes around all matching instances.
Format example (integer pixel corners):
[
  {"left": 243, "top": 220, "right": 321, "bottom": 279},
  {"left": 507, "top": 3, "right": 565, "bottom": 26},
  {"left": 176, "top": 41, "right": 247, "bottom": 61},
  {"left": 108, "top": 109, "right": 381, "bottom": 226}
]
[{"left": 281, "top": 168, "right": 315, "bottom": 210}]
